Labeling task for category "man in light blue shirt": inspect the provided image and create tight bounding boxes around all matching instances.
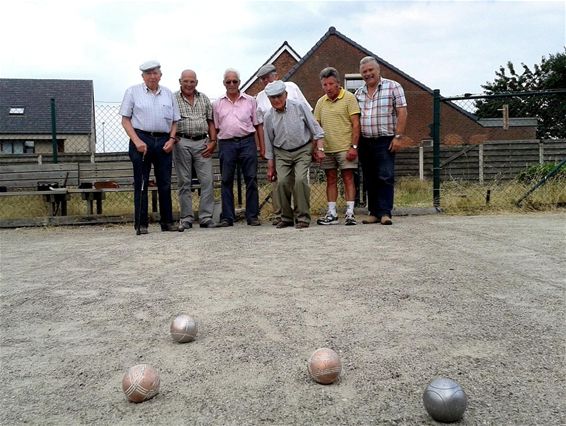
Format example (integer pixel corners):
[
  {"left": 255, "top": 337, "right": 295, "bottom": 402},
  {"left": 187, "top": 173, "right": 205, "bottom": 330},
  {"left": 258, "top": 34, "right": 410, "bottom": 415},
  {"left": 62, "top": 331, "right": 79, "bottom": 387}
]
[{"left": 120, "top": 60, "right": 181, "bottom": 234}]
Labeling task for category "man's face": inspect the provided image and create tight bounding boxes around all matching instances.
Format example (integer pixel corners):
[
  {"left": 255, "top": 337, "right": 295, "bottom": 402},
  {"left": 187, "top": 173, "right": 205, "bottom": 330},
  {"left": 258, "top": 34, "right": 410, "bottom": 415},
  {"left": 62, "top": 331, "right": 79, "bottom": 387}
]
[
  {"left": 224, "top": 72, "right": 240, "bottom": 95},
  {"left": 260, "top": 72, "right": 277, "bottom": 88},
  {"left": 360, "top": 62, "right": 381, "bottom": 87},
  {"left": 321, "top": 76, "right": 341, "bottom": 100},
  {"left": 142, "top": 68, "right": 162, "bottom": 90},
  {"left": 179, "top": 72, "right": 198, "bottom": 95},
  {"left": 268, "top": 92, "right": 287, "bottom": 112}
]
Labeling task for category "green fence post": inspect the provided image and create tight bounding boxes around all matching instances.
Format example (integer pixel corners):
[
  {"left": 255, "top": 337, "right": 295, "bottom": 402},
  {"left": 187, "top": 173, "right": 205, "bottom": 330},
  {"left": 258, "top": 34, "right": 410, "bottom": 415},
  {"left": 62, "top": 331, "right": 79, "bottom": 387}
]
[
  {"left": 50, "top": 98, "right": 58, "bottom": 164},
  {"left": 432, "top": 89, "right": 441, "bottom": 207}
]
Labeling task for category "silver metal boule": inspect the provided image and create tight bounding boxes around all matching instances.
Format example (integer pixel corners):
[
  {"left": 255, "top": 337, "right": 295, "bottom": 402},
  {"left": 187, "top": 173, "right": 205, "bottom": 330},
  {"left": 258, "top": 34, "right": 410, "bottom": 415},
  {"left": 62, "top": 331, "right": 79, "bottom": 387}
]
[
  {"left": 423, "top": 377, "right": 468, "bottom": 422},
  {"left": 170, "top": 314, "right": 198, "bottom": 343}
]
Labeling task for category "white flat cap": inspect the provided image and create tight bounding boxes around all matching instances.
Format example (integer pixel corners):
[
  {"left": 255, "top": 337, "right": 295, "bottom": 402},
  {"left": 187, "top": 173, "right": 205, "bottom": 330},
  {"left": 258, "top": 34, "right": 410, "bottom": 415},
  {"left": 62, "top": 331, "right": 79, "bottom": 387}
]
[
  {"left": 140, "top": 60, "right": 161, "bottom": 72},
  {"left": 265, "top": 80, "right": 287, "bottom": 97},
  {"left": 257, "top": 64, "right": 276, "bottom": 78}
]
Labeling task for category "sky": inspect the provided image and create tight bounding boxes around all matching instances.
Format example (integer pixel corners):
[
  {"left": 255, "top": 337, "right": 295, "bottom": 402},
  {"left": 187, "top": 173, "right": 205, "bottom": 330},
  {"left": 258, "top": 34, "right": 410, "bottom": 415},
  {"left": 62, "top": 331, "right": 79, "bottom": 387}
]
[{"left": 1, "top": 0, "right": 564, "bottom": 103}]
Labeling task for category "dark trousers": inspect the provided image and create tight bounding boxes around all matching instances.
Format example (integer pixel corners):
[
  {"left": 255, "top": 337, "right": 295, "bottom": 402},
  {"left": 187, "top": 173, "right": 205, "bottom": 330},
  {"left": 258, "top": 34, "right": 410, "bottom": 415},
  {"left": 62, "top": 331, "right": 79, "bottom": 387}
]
[
  {"left": 218, "top": 135, "right": 259, "bottom": 224},
  {"left": 359, "top": 136, "right": 395, "bottom": 218},
  {"left": 129, "top": 131, "right": 173, "bottom": 228}
]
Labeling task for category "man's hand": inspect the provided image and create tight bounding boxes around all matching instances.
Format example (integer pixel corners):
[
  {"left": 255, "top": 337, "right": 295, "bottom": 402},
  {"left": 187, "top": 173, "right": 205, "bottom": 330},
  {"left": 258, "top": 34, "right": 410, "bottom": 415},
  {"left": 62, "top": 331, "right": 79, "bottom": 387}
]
[
  {"left": 389, "top": 135, "right": 414, "bottom": 153},
  {"left": 346, "top": 147, "right": 358, "bottom": 161},
  {"left": 202, "top": 141, "right": 216, "bottom": 158},
  {"left": 313, "top": 150, "right": 325, "bottom": 164},
  {"left": 267, "top": 160, "right": 277, "bottom": 182},
  {"left": 163, "top": 138, "right": 176, "bottom": 154},
  {"left": 135, "top": 141, "right": 147, "bottom": 155}
]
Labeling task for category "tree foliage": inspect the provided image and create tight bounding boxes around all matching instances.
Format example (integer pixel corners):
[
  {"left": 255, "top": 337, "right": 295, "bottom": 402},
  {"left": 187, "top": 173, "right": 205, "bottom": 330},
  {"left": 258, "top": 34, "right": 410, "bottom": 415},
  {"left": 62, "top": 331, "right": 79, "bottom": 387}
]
[{"left": 475, "top": 49, "right": 566, "bottom": 139}]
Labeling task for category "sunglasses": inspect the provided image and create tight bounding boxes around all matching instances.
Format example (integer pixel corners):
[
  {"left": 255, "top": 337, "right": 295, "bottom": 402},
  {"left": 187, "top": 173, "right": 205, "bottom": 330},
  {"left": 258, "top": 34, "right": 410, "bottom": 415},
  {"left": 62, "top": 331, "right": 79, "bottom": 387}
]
[{"left": 224, "top": 80, "right": 239, "bottom": 85}]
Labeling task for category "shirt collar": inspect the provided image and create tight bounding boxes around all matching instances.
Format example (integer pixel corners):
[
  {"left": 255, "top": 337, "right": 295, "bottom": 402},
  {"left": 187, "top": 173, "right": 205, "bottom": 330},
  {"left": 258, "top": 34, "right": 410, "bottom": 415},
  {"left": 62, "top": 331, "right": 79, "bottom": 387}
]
[
  {"left": 143, "top": 83, "right": 161, "bottom": 94},
  {"left": 325, "top": 87, "right": 346, "bottom": 102}
]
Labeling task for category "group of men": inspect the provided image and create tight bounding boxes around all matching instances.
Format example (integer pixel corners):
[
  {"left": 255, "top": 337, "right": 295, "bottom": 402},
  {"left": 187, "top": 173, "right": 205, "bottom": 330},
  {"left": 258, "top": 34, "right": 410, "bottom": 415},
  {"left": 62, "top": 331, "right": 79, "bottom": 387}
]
[{"left": 119, "top": 57, "right": 407, "bottom": 235}]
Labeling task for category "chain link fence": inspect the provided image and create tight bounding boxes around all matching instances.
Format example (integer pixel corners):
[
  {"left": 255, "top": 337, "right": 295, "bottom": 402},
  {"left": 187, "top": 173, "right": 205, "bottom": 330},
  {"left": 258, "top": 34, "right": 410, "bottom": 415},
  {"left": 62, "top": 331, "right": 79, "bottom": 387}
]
[{"left": 1, "top": 91, "right": 565, "bottom": 225}]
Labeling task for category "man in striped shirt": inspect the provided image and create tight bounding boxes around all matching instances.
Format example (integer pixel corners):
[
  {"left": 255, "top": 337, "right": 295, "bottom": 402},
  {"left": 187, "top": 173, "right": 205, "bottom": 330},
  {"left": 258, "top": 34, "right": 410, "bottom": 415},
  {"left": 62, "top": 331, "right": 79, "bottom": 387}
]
[{"left": 355, "top": 56, "right": 408, "bottom": 225}]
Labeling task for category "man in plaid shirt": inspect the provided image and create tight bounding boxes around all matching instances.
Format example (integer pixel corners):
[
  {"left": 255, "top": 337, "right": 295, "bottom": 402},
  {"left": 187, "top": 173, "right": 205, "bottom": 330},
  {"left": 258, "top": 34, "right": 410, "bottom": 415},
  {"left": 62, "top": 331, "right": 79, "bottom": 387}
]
[{"left": 355, "top": 56, "right": 408, "bottom": 225}]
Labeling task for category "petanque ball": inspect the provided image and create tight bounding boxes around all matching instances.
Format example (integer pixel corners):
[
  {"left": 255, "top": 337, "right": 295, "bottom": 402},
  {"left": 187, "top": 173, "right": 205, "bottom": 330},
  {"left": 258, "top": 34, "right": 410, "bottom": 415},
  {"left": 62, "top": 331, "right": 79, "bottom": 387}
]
[
  {"left": 423, "top": 377, "right": 468, "bottom": 422},
  {"left": 170, "top": 314, "right": 198, "bottom": 343},
  {"left": 307, "top": 347, "right": 342, "bottom": 384},
  {"left": 122, "top": 364, "right": 160, "bottom": 403}
]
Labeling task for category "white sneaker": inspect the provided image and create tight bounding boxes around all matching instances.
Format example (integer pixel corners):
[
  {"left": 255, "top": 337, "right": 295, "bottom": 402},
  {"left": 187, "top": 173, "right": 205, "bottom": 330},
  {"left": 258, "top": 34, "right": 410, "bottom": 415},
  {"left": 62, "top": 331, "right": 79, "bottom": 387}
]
[{"left": 317, "top": 212, "right": 339, "bottom": 225}]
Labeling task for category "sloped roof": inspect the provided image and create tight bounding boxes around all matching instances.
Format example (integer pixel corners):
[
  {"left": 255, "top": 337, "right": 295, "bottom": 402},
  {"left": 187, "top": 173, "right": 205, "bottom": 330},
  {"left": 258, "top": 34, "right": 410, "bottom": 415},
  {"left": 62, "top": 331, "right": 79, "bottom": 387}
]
[
  {"left": 282, "top": 26, "right": 435, "bottom": 94},
  {"left": 0, "top": 78, "right": 94, "bottom": 134},
  {"left": 240, "top": 41, "right": 302, "bottom": 92}
]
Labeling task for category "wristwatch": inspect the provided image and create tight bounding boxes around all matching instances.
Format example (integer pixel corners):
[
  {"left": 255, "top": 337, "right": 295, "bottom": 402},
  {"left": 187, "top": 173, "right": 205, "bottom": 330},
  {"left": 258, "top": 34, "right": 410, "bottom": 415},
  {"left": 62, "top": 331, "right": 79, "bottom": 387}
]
[
  {"left": 317, "top": 147, "right": 325, "bottom": 152},
  {"left": 351, "top": 144, "right": 358, "bottom": 149},
  {"left": 395, "top": 134, "right": 402, "bottom": 139}
]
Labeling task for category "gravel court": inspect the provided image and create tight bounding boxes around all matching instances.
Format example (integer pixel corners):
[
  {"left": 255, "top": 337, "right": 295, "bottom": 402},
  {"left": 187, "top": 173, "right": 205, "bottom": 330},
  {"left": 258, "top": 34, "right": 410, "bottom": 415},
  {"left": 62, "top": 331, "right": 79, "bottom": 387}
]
[{"left": 0, "top": 213, "right": 564, "bottom": 425}]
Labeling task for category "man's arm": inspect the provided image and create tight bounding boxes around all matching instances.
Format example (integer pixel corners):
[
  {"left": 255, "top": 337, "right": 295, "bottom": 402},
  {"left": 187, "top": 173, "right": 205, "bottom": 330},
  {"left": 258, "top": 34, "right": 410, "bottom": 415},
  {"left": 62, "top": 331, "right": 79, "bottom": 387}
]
[
  {"left": 121, "top": 116, "right": 146, "bottom": 154},
  {"left": 346, "top": 113, "right": 360, "bottom": 161},
  {"left": 203, "top": 120, "right": 217, "bottom": 158},
  {"left": 390, "top": 106, "right": 408, "bottom": 153}
]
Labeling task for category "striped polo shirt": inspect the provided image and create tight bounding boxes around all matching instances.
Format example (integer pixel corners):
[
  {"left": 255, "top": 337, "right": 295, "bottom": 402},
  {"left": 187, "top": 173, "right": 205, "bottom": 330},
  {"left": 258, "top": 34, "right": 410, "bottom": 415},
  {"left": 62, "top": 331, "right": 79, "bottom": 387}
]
[{"left": 314, "top": 88, "right": 360, "bottom": 153}]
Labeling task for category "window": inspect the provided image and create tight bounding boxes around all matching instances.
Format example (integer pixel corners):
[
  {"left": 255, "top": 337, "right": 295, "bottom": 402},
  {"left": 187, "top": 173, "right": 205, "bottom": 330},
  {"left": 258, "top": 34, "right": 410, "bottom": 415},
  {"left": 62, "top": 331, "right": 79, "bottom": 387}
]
[
  {"left": 344, "top": 73, "right": 364, "bottom": 94},
  {"left": 0, "top": 140, "right": 35, "bottom": 154},
  {"left": 9, "top": 107, "right": 25, "bottom": 115}
]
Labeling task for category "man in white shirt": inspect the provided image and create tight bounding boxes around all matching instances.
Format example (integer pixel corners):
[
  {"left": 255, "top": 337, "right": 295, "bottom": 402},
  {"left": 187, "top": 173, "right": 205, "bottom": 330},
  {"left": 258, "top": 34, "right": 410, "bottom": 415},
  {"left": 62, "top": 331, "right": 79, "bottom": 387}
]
[{"left": 255, "top": 64, "right": 311, "bottom": 226}]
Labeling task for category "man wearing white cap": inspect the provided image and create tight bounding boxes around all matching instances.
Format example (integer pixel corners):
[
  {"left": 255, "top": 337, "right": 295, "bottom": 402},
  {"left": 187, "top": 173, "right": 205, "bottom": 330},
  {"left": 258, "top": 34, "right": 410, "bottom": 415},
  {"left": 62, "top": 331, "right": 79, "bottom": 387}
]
[
  {"left": 262, "top": 80, "right": 325, "bottom": 229},
  {"left": 120, "top": 60, "right": 181, "bottom": 234},
  {"left": 255, "top": 64, "right": 311, "bottom": 226}
]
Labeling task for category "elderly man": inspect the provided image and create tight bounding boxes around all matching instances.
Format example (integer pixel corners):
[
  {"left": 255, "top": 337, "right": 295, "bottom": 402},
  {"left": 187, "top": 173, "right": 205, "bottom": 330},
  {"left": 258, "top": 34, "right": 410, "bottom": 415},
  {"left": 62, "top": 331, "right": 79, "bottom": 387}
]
[
  {"left": 213, "top": 68, "right": 264, "bottom": 227},
  {"left": 354, "top": 56, "right": 407, "bottom": 225},
  {"left": 120, "top": 60, "right": 180, "bottom": 234},
  {"left": 314, "top": 67, "right": 361, "bottom": 226},
  {"left": 263, "top": 81, "right": 325, "bottom": 229},
  {"left": 174, "top": 69, "right": 218, "bottom": 231},
  {"left": 255, "top": 63, "right": 311, "bottom": 226}
]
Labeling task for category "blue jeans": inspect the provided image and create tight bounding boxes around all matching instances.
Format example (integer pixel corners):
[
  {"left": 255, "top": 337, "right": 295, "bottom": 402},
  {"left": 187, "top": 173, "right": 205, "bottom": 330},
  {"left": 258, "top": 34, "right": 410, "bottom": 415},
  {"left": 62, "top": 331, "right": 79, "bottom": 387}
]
[
  {"left": 218, "top": 135, "right": 259, "bottom": 224},
  {"left": 129, "top": 131, "right": 173, "bottom": 228},
  {"left": 359, "top": 136, "right": 395, "bottom": 218}
]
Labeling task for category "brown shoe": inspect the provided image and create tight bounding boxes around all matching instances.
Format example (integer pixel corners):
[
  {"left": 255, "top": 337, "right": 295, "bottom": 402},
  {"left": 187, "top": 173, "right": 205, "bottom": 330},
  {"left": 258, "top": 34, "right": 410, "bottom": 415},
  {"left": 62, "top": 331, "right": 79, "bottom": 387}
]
[
  {"left": 295, "top": 222, "right": 310, "bottom": 229},
  {"left": 271, "top": 217, "right": 282, "bottom": 226},
  {"left": 380, "top": 215, "right": 393, "bottom": 225},
  {"left": 276, "top": 220, "right": 293, "bottom": 229},
  {"left": 362, "top": 215, "right": 379, "bottom": 224}
]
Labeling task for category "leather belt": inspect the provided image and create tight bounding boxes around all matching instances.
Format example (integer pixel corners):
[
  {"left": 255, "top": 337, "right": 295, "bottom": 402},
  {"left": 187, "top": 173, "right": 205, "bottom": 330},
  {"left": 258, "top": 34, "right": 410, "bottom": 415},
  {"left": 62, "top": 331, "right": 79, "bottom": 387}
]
[
  {"left": 135, "top": 129, "right": 168, "bottom": 137},
  {"left": 178, "top": 132, "right": 207, "bottom": 141},
  {"left": 222, "top": 133, "right": 254, "bottom": 142},
  {"left": 275, "top": 142, "right": 311, "bottom": 152}
]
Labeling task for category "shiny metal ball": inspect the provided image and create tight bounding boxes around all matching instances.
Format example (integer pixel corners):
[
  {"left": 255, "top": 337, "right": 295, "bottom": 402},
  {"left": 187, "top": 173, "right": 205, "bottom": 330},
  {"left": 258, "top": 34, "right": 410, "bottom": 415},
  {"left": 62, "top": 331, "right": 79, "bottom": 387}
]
[
  {"left": 170, "top": 314, "right": 198, "bottom": 343},
  {"left": 423, "top": 377, "right": 468, "bottom": 422},
  {"left": 307, "top": 347, "right": 342, "bottom": 384},
  {"left": 122, "top": 364, "right": 160, "bottom": 403}
]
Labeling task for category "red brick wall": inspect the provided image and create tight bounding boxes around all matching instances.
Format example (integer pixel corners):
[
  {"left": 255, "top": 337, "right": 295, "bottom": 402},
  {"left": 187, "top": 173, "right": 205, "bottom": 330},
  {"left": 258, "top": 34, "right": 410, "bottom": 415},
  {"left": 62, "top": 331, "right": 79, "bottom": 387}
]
[{"left": 287, "top": 34, "right": 535, "bottom": 145}]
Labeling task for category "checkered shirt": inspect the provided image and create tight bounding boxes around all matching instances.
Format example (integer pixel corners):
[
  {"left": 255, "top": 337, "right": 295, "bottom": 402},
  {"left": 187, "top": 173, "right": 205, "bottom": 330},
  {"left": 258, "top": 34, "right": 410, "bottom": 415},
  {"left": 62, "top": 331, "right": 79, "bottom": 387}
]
[{"left": 175, "top": 90, "right": 213, "bottom": 136}]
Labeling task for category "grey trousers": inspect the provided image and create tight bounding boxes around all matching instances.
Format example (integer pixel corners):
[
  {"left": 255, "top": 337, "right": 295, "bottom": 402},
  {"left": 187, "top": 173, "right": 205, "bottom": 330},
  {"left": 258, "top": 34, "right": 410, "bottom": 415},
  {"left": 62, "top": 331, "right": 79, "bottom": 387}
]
[
  {"left": 173, "top": 137, "right": 215, "bottom": 224},
  {"left": 274, "top": 143, "right": 312, "bottom": 224}
]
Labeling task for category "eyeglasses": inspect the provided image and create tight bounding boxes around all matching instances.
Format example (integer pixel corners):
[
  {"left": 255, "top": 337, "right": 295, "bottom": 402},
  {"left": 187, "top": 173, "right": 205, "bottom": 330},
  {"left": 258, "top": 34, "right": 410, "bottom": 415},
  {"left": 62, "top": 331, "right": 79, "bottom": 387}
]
[{"left": 224, "top": 80, "right": 239, "bottom": 85}]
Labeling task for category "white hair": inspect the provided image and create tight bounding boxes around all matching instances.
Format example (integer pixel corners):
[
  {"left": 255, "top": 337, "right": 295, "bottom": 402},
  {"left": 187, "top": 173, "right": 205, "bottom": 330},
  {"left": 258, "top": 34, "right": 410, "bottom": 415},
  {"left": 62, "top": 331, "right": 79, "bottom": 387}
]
[{"left": 223, "top": 68, "right": 240, "bottom": 80}]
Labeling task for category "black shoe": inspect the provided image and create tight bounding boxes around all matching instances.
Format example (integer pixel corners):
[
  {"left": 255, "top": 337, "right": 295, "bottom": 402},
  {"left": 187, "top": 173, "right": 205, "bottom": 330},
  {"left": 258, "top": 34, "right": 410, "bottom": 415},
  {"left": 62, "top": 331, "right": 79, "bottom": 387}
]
[
  {"left": 276, "top": 220, "right": 293, "bottom": 229},
  {"left": 137, "top": 226, "right": 148, "bottom": 235},
  {"left": 161, "top": 223, "right": 178, "bottom": 232},
  {"left": 248, "top": 218, "right": 261, "bottom": 226},
  {"left": 200, "top": 220, "right": 217, "bottom": 228},
  {"left": 216, "top": 219, "right": 233, "bottom": 228}
]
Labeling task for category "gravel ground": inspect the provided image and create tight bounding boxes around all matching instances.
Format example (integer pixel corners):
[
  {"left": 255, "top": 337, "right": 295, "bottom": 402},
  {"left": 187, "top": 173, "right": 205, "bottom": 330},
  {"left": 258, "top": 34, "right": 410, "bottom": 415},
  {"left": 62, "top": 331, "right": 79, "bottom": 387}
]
[{"left": 0, "top": 213, "right": 564, "bottom": 425}]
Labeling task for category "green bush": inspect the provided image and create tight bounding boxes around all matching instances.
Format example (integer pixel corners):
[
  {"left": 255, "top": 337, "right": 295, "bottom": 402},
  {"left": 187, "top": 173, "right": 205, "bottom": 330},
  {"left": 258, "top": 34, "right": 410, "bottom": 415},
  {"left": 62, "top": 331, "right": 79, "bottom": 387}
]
[{"left": 516, "top": 163, "right": 566, "bottom": 184}]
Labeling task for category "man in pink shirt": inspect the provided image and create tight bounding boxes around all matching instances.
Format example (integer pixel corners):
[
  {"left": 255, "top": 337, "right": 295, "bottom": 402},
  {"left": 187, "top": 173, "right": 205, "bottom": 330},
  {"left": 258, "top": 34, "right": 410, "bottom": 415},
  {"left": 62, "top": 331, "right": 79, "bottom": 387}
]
[{"left": 213, "top": 68, "right": 264, "bottom": 227}]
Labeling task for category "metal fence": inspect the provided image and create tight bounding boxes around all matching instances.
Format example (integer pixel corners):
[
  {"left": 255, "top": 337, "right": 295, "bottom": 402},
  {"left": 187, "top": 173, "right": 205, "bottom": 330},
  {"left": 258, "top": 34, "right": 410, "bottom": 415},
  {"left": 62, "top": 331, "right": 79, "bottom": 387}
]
[{"left": 1, "top": 90, "right": 565, "bottom": 226}]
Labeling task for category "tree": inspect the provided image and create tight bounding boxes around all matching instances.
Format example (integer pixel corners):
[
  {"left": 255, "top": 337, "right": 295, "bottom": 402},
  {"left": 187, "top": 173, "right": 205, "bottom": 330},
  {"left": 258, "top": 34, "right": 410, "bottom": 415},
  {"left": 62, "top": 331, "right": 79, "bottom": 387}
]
[{"left": 475, "top": 49, "right": 566, "bottom": 139}]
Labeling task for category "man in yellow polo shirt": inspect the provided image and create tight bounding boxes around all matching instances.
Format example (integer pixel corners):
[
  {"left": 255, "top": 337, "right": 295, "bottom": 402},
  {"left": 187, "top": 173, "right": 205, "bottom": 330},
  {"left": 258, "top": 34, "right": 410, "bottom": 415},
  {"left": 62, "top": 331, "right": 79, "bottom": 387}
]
[{"left": 314, "top": 67, "right": 360, "bottom": 225}]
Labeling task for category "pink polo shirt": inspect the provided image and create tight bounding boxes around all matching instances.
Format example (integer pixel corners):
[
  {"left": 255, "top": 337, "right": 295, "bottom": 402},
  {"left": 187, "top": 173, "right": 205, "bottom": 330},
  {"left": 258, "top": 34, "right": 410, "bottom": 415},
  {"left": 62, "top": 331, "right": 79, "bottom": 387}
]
[{"left": 212, "top": 92, "right": 259, "bottom": 140}]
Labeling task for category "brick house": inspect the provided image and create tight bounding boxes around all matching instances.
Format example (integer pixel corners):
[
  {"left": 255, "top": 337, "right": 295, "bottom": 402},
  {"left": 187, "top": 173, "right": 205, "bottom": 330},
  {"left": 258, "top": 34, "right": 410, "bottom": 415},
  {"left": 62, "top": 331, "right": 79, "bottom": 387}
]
[
  {"left": 244, "top": 27, "right": 536, "bottom": 145},
  {"left": 0, "top": 79, "right": 95, "bottom": 155}
]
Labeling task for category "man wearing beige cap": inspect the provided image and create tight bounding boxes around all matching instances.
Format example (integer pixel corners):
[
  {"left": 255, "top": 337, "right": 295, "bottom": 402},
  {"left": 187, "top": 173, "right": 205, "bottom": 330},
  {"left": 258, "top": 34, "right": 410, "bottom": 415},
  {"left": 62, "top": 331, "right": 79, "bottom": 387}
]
[
  {"left": 262, "top": 80, "right": 325, "bottom": 229},
  {"left": 255, "top": 63, "right": 311, "bottom": 226},
  {"left": 120, "top": 60, "right": 180, "bottom": 234}
]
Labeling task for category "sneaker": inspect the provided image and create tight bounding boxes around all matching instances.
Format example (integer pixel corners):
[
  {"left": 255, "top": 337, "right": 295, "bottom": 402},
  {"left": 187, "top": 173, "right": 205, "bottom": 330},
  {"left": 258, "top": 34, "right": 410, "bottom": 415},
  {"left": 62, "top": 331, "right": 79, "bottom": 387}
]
[
  {"left": 345, "top": 213, "right": 357, "bottom": 226},
  {"left": 316, "top": 212, "right": 339, "bottom": 225},
  {"left": 178, "top": 221, "right": 193, "bottom": 232},
  {"left": 380, "top": 215, "right": 393, "bottom": 225}
]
